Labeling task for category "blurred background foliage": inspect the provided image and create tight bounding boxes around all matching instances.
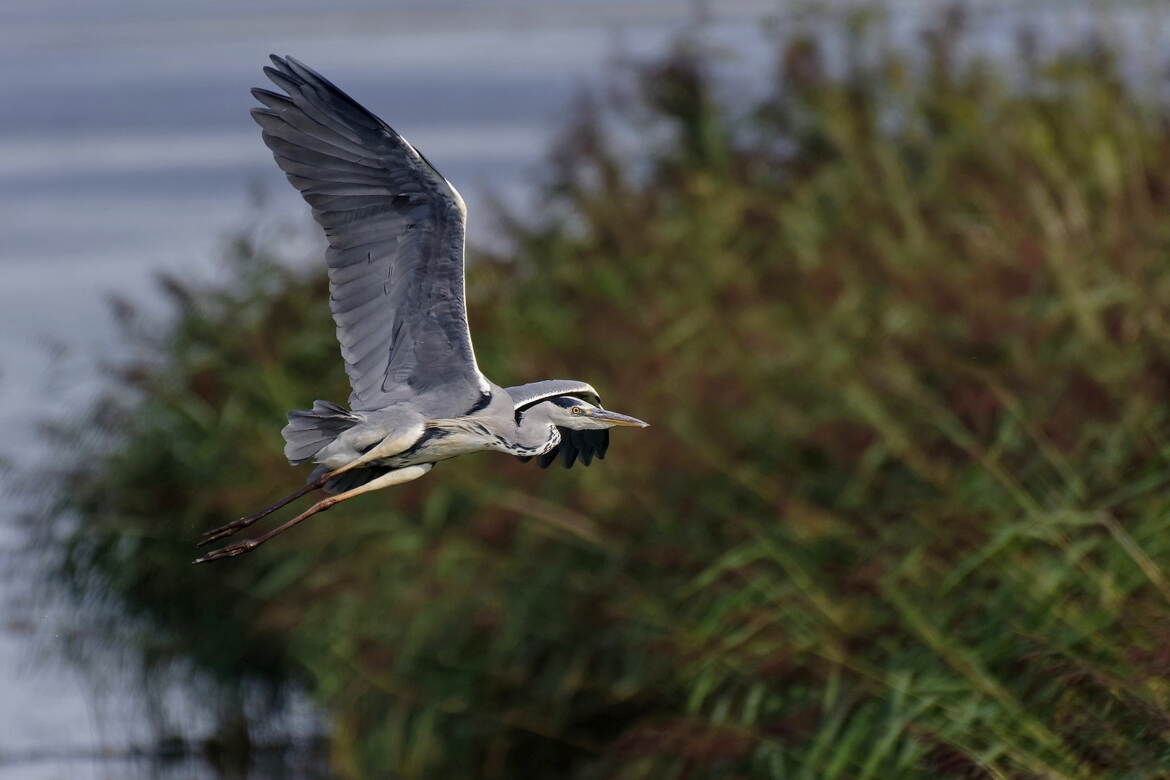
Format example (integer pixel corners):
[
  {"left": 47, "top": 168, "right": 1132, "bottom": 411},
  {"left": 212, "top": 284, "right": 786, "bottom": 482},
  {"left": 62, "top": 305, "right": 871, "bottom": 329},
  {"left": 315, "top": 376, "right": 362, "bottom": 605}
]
[{"left": 29, "top": 9, "right": 1170, "bottom": 779}]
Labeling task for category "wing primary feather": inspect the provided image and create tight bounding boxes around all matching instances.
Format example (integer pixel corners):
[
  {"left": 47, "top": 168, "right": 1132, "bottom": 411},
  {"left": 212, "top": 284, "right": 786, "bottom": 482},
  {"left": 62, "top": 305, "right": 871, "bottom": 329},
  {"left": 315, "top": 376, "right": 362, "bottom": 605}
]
[
  {"left": 271, "top": 154, "right": 388, "bottom": 185},
  {"left": 561, "top": 434, "right": 579, "bottom": 469},
  {"left": 281, "top": 56, "right": 387, "bottom": 132},
  {"left": 538, "top": 447, "right": 559, "bottom": 469},
  {"left": 262, "top": 67, "right": 369, "bottom": 145},
  {"left": 251, "top": 109, "right": 382, "bottom": 163},
  {"left": 579, "top": 432, "right": 595, "bottom": 466},
  {"left": 251, "top": 87, "right": 297, "bottom": 111},
  {"left": 261, "top": 135, "right": 383, "bottom": 172}
]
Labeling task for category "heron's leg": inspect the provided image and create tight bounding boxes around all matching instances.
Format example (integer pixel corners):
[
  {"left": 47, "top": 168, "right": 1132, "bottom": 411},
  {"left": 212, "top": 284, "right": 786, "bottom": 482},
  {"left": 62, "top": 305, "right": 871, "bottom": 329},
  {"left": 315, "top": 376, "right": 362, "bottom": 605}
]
[
  {"left": 197, "top": 424, "right": 428, "bottom": 546},
  {"left": 198, "top": 478, "right": 326, "bottom": 547},
  {"left": 192, "top": 464, "right": 433, "bottom": 564}
]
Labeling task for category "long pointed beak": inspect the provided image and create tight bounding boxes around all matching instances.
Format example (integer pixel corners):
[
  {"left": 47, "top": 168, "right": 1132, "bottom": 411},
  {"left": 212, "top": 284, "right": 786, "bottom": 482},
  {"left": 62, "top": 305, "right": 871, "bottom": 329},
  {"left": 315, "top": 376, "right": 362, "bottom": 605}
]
[{"left": 589, "top": 409, "right": 649, "bottom": 428}]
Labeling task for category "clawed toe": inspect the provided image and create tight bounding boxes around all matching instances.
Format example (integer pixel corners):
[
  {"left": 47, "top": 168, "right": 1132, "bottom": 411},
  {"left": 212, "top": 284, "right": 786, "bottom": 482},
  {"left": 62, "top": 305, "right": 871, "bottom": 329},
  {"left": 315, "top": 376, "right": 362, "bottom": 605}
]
[
  {"left": 197, "top": 519, "right": 249, "bottom": 547},
  {"left": 192, "top": 539, "right": 258, "bottom": 564}
]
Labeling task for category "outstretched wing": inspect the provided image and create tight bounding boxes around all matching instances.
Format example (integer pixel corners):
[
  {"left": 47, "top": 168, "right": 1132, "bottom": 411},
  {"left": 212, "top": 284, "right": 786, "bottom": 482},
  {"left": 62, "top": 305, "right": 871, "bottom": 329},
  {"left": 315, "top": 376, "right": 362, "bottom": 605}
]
[
  {"left": 252, "top": 55, "right": 488, "bottom": 416},
  {"left": 506, "top": 380, "right": 608, "bottom": 470}
]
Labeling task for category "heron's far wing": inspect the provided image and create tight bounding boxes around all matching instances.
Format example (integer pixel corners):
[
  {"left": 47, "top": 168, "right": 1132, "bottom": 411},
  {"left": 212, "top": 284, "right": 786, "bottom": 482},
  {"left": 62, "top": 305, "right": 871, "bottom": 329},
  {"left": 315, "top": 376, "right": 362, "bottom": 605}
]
[
  {"left": 520, "top": 428, "right": 608, "bottom": 469},
  {"left": 548, "top": 428, "right": 610, "bottom": 469},
  {"left": 506, "top": 380, "right": 606, "bottom": 469},
  {"left": 253, "top": 55, "right": 487, "bottom": 415}
]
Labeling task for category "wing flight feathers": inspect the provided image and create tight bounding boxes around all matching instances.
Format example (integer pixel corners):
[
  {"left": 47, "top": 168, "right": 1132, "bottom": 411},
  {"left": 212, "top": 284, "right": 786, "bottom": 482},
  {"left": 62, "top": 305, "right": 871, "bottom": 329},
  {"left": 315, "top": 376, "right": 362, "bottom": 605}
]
[{"left": 253, "top": 55, "right": 485, "bottom": 416}]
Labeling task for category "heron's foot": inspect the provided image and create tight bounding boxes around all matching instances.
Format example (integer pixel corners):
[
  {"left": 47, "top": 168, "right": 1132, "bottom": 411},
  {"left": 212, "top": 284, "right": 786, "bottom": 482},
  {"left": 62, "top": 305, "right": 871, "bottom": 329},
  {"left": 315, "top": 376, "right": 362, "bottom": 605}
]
[
  {"left": 197, "top": 517, "right": 256, "bottom": 547},
  {"left": 192, "top": 539, "right": 261, "bottom": 564}
]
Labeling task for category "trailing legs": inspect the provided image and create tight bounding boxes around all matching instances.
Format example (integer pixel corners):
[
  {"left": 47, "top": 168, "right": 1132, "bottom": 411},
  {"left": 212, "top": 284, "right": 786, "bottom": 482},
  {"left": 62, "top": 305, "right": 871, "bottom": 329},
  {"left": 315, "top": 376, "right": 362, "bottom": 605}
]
[
  {"left": 196, "top": 424, "right": 425, "bottom": 547},
  {"left": 193, "top": 464, "right": 432, "bottom": 564}
]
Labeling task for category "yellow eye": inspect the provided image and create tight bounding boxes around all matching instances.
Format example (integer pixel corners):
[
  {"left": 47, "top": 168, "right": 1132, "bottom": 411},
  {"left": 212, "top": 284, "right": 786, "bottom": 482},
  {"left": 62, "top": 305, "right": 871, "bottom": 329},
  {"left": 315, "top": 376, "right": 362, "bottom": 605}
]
[{"left": 571, "top": 406, "right": 583, "bottom": 415}]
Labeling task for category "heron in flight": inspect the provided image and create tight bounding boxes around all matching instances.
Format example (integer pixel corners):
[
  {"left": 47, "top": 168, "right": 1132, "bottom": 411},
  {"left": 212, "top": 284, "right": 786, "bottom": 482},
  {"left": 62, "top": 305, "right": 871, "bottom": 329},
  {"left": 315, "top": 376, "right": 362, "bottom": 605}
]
[{"left": 194, "top": 56, "right": 647, "bottom": 564}]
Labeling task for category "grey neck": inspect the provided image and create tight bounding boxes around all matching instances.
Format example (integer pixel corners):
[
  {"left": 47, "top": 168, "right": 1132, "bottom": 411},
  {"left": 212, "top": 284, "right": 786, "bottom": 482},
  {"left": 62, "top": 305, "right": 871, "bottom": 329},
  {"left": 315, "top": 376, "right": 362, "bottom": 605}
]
[{"left": 510, "top": 404, "right": 561, "bottom": 456}]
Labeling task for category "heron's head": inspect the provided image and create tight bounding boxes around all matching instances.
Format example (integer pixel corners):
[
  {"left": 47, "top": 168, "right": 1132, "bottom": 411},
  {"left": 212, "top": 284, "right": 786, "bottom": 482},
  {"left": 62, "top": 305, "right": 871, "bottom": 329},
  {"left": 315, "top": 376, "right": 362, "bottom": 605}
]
[{"left": 547, "top": 396, "right": 649, "bottom": 430}]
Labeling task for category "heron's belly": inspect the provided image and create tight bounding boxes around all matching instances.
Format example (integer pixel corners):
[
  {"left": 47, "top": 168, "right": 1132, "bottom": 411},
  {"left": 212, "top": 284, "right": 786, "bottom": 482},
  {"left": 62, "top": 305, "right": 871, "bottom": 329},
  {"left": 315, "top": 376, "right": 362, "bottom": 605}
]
[{"left": 379, "top": 431, "right": 493, "bottom": 467}]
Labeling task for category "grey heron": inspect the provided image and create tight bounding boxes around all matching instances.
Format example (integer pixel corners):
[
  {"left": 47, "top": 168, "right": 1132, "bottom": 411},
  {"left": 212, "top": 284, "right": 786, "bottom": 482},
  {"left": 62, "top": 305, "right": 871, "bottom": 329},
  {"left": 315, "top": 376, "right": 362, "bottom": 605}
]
[{"left": 193, "top": 56, "right": 648, "bottom": 564}]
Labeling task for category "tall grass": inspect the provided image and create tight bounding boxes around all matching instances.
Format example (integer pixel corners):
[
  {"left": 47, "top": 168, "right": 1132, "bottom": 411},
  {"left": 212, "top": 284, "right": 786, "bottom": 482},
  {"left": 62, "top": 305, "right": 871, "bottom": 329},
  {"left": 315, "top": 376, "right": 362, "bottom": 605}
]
[{"left": 30, "top": 13, "right": 1170, "bottom": 778}]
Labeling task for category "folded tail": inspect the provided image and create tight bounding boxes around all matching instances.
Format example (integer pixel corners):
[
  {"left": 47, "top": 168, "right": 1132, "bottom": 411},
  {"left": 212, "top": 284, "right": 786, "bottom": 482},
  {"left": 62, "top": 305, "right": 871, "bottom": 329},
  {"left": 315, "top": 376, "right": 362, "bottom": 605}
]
[{"left": 281, "top": 400, "right": 359, "bottom": 465}]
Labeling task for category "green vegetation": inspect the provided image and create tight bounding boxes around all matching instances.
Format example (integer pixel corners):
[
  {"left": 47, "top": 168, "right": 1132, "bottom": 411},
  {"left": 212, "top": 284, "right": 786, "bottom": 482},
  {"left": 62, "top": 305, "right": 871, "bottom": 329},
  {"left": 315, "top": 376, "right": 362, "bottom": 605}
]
[{"left": 33, "top": 14, "right": 1170, "bottom": 779}]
